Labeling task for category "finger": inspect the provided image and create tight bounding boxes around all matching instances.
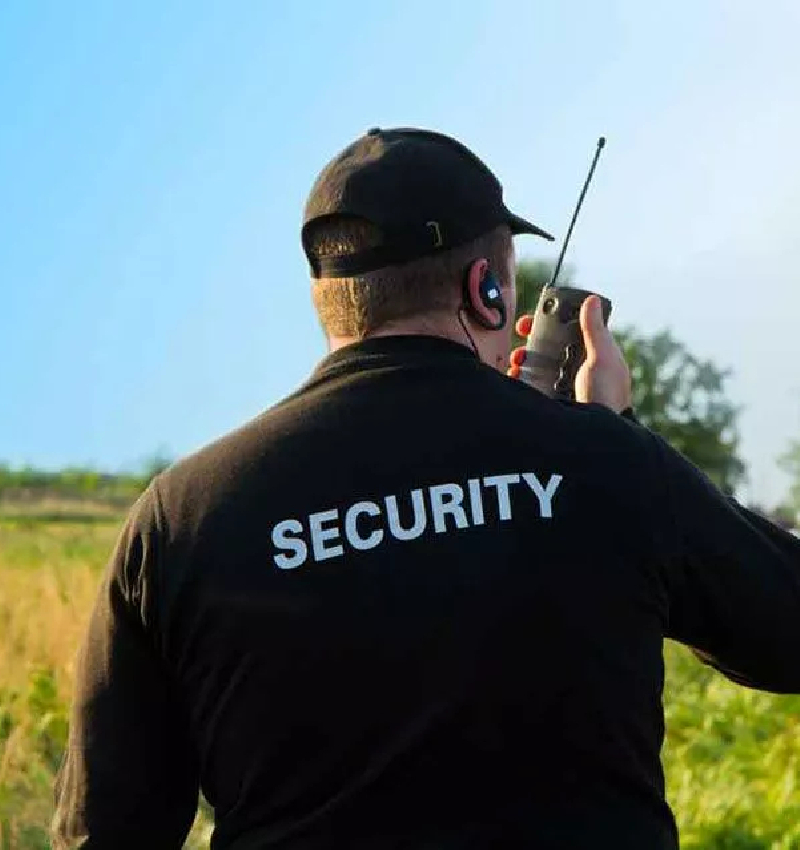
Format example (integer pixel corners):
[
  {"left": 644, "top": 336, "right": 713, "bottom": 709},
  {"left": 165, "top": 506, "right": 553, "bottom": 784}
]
[
  {"left": 507, "top": 364, "right": 520, "bottom": 379},
  {"left": 578, "top": 295, "right": 606, "bottom": 361},
  {"left": 515, "top": 315, "right": 533, "bottom": 337},
  {"left": 509, "top": 348, "right": 526, "bottom": 367}
]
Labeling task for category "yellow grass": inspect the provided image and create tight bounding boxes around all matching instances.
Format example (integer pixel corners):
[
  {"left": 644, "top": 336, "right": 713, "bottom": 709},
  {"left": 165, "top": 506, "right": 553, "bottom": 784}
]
[{"left": 0, "top": 516, "right": 212, "bottom": 848}]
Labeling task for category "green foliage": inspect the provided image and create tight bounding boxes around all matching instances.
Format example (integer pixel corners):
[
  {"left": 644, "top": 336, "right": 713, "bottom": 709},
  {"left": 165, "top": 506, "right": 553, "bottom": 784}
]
[
  {"left": 0, "top": 455, "right": 173, "bottom": 512},
  {"left": 0, "top": 671, "right": 68, "bottom": 850},
  {"left": 513, "top": 259, "right": 746, "bottom": 494},
  {"left": 142, "top": 449, "right": 173, "bottom": 481},
  {"left": 25, "top": 668, "right": 69, "bottom": 774},
  {"left": 617, "top": 329, "right": 745, "bottom": 495},
  {"left": 662, "top": 641, "right": 800, "bottom": 848},
  {"left": 0, "top": 519, "right": 215, "bottom": 848},
  {"left": 777, "top": 440, "right": 800, "bottom": 525}
]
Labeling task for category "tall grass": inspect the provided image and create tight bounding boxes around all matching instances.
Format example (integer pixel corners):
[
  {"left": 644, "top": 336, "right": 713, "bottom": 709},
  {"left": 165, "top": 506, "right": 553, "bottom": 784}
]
[
  {"left": 0, "top": 516, "right": 212, "bottom": 848},
  {"left": 1, "top": 513, "right": 799, "bottom": 848}
]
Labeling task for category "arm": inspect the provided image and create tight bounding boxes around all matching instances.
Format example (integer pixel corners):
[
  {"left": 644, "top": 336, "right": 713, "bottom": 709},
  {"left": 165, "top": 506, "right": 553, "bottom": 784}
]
[
  {"left": 509, "top": 304, "right": 800, "bottom": 691},
  {"left": 51, "top": 483, "right": 199, "bottom": 850},
  {"left": 651, "top": 432, "right": 800, "bottom": 694}
]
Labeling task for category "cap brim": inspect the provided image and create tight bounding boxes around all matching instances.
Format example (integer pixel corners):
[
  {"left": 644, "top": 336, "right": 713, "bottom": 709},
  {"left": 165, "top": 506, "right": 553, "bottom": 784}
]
[{"left": 506, "top": 210, "right": 555, "bottom": 242}]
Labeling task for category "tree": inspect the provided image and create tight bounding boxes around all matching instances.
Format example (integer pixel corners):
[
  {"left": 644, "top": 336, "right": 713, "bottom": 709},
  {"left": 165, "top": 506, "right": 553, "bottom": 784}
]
[
  {"left": 757, "top": 503, "right": 797, "bottom": 531},
  {"left": 141, "top": 450, "right": 172, "bottom": 483},
  {"left": 513, "top": 259, "right": 746, "bottom": 495},
  {"left": 617, "top": 329, "right": 745, "bottom": 494},
  {"left": 777, "top": 440, "right": 800, "bottom": 525}
]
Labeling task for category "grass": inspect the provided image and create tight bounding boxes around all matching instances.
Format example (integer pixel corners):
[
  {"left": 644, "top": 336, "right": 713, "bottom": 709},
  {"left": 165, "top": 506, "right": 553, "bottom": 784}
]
[
  {"left": 1, "top": 510, "right": 799, "bottom": 849},
  {"left": 0, "top": 513, "right": 213, "bottom": 849}
]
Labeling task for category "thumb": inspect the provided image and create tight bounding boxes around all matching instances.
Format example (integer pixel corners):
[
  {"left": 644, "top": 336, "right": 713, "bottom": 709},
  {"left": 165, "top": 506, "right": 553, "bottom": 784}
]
[{"left": 579, "top": 295, "right": 606, "bottom": 360}]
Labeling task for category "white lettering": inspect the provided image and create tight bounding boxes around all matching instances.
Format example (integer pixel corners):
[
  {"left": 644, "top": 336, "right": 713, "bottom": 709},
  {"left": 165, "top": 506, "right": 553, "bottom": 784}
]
[
  {"left": 467, "top": 478, "right": 485, "bottom": 525},
  {"left": 345, "top": 501, "right": 383, "bottom": 550},
  {"left": 522, "top": 472, "right": 563, "bottom": 518},
  {"left": 483, "top": 473, "right": 520, "bottom": 520},
  {"left": 309, "top": 509, "right": 343, "bottom": 561},
  {"left": 429, "top": 483, "right": 468, "bottom": 533},
  {"left": 270, "top": 471, "right": 565, "bottom": 570},
  {"left": 386, "top": 490, "right": 427, "bottom": 540},
  {"left": 272, "top": 519, "right": 307, "bottom": 570}
]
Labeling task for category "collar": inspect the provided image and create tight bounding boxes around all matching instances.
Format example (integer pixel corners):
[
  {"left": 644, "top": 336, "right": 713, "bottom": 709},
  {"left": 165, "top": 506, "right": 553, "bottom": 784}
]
[{"left": 310, "top": 334, "right": 479, "bottom": 381}]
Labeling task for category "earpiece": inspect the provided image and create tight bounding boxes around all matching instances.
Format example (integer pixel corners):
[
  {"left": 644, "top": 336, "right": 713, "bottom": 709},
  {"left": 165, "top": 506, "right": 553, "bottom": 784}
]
[{"left": 462, "top": 262, "right": 507, "bottom": 331}]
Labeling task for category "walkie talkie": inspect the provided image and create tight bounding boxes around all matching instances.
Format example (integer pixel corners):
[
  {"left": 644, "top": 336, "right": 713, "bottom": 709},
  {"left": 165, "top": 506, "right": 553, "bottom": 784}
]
[{"left": 518, "top": 137, "right": 612, "bottom": 399}]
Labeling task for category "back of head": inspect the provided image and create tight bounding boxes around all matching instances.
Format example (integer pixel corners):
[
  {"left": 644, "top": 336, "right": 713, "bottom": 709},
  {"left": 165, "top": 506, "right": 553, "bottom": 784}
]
[
  {"left": 306, "top": 218, "right": 512, "bottom": 339},
  {"left": 300, "top": 127, "right": 554, "bottom": 342}
]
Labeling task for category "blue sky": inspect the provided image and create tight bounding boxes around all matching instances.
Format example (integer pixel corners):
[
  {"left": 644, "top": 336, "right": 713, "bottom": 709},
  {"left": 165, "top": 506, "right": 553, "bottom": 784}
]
[{"left": 1, "top": 0, "right": 799, "bottom": 507}]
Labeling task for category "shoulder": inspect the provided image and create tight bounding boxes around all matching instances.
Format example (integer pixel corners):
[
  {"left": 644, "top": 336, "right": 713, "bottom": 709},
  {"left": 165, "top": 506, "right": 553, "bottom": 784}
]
[
  {"left": 500, "top": 371, "right": 654, "bottom": 447},
  {"left": 147, "top": 388, "right": 314, "bottom": 539}
]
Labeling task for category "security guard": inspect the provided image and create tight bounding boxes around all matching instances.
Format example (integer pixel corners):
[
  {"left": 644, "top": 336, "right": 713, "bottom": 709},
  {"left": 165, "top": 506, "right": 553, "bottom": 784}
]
[{"left": 53, "top": 128, "right": 800, "bottom": 850}]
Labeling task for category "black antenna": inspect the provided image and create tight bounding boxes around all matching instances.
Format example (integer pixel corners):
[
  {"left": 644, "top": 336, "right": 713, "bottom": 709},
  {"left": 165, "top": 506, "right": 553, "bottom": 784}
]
[{"left": 549, "top": 136, "right": 606, "bottom": 286}]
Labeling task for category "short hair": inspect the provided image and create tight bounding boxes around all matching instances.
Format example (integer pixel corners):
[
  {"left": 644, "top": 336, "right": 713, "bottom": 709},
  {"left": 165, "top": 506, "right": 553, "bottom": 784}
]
[{"left": 306, "top": 218, "right": 512, "bottom": 339}]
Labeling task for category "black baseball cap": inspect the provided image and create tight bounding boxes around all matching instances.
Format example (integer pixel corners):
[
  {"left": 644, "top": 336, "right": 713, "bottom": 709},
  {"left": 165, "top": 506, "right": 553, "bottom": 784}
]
[{"left": 302, "top": 127, "right": 554, "bottom": 278}]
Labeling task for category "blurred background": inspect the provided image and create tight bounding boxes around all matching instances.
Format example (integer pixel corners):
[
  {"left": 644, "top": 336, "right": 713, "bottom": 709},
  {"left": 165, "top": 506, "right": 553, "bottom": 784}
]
[{"left": 1, "top": 2, "right": 799, "bottom": 848}]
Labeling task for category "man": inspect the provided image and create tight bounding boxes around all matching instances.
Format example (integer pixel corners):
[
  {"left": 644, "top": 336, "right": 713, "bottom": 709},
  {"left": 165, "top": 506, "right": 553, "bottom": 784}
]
[{"left": 53, "top": 127, "right": 800, "bottom": 849}]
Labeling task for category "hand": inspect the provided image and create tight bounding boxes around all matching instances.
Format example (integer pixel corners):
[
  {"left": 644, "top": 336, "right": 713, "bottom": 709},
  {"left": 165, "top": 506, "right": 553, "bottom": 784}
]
[{"left": 507, "top": 295, "right": 632, "bottom": 413}]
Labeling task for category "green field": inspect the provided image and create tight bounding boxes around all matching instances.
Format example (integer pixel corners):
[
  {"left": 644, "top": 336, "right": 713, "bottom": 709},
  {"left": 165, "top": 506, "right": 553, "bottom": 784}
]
[{"left": 1, "top": 509, "right": 799, "bottom": 849}]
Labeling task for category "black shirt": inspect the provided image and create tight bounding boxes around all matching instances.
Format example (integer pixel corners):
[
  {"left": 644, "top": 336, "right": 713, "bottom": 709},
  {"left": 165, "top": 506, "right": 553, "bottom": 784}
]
[{"left": 52, "top": 335, "right": 800, "bottom": 850}]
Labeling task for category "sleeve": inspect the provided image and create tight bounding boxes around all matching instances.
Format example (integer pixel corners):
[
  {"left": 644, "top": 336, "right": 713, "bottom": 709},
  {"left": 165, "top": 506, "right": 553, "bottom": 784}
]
[
  {"left": 650, "top": 432, "right": 800, "bottom": 694},
  {"left": 51, "top": 482, "right": 200, "bottom": 850}
]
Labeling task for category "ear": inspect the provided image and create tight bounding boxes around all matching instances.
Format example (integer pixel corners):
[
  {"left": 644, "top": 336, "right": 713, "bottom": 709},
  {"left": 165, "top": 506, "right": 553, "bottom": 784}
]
[{"left": 464, "top": 258, "right": 495, "bottom": 326}]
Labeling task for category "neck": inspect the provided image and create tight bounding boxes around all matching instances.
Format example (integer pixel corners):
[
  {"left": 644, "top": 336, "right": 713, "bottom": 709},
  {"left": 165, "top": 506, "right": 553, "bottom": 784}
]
[
  {"left": 326, "top": 316, "right": 508, "bottom": 373},
  {"left": 327, "top": 314, "right": 469, "bottom": 354}
]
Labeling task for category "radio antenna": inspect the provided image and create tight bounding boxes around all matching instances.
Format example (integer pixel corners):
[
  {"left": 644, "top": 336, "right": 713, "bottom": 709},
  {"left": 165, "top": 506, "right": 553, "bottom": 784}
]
[{"left": 549, "top": 136, "right": 606, "bottom": 286}]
